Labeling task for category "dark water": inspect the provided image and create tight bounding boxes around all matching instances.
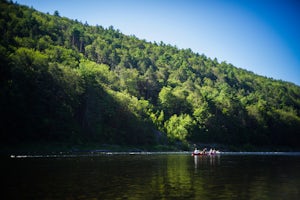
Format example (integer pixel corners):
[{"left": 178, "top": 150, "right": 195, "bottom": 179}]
[{"left": 2, "top": 153, "right": 300, "bottom": 200}]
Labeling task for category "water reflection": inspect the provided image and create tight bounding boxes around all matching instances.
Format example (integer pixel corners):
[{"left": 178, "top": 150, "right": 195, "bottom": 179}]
[
  {"left": 2, "top": 154, "right": 300, "bottom": 200},
  {"left": 194, "top": 154, "right": 221, "bottom": 168}
]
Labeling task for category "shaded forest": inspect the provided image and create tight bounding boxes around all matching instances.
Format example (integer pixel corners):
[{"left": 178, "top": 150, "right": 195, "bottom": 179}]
[{"left": 1, "top": 0, "right": 300, "bottom": 150}]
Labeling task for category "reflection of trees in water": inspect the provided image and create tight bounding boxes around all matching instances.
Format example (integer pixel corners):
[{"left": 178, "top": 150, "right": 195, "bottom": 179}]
[
  {"left": 97, "top": 155, "right": 194, "bottom": 199},
  {"left": 149, "top": 155, "right": 193, "bottom": 199},
  {"left": 145, "top": 155, "right": 224, "bottom": 199},
  {"left": 121, "top": 155, "right": 223, "bottom": 199},
  {"left": 89, "top": 155, "right": 300, "bottom": 200}
]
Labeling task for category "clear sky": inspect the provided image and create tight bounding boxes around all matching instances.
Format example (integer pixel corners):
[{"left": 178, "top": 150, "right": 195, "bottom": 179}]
[{"left": 16, "top": 0, "right": 300, "bottom": 85}]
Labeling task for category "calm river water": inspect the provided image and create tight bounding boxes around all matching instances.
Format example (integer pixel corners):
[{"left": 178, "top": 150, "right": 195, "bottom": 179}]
[{"left": 2, "top": 153, "right": 300, "bottom": 200}]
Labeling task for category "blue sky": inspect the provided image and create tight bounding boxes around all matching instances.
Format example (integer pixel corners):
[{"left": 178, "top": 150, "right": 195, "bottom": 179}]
[{"left": 17, "top": 0, "right": 300, "bottom": 85}]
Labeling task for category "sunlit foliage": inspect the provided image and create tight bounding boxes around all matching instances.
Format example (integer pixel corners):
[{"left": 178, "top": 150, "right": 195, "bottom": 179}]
[{"left": 1, "top": 0, "right": 299, "bottom": 148}]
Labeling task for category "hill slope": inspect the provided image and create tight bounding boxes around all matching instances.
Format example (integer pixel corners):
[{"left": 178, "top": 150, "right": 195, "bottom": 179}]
[{"left": 1, "top": 1, "right": 300, "bottom": 150}]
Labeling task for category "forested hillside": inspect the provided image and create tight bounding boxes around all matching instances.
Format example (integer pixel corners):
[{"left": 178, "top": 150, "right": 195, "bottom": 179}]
[{"left": 1, "top": 1, "right": 300, "bottom": 150}]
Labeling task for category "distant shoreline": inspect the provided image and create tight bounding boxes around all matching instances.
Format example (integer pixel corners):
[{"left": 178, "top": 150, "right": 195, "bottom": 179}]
[{"left": 1, "top": 142, "right": 299, "bottom": 156}]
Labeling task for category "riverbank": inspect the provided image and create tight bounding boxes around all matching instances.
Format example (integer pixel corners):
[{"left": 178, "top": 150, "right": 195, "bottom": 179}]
[
  {"left": 1, "top": 141, "right": 299, "bottom": 156},
  {"left": 0, "top": 142, "right": 180, "bottom": 156}
]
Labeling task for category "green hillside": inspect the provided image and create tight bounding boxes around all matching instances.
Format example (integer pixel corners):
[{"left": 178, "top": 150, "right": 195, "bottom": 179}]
[{"left": 1, "top": 1, "right": 300, "bottom": 151}]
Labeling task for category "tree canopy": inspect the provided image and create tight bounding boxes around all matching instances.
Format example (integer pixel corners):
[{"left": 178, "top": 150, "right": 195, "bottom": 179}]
[{"left": 1, "top": 0, "right": 300, "bottom": 149}]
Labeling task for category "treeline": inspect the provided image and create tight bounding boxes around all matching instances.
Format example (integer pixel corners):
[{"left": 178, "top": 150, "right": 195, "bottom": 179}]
[{"left": 1, "top": 0, "right": 300, "bottom": 149}]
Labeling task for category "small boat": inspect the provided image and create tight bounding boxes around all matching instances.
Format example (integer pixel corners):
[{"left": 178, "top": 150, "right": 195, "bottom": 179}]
[{"left": 192, "top": 152, "right": 220, "bottom": 156}]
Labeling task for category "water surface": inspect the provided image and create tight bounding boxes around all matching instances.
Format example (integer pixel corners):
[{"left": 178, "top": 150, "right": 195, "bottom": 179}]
[{"left": 2, "top": 153, "right": 300, "bottom": 199}]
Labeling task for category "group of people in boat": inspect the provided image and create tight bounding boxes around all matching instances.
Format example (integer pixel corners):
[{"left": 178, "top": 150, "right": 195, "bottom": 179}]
[{"left": 193, "top": 147, "right": 219, "bottom": 155}]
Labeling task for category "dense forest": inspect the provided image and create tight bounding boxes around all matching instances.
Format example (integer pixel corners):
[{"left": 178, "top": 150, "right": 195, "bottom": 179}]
[{"left": 1, "top": 0, "right": 300, "bottom": 150}]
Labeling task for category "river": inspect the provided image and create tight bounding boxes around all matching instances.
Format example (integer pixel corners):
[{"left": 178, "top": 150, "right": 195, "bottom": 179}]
[{"left": 2, "top": 152, "right": 300, "bottom": 199}]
